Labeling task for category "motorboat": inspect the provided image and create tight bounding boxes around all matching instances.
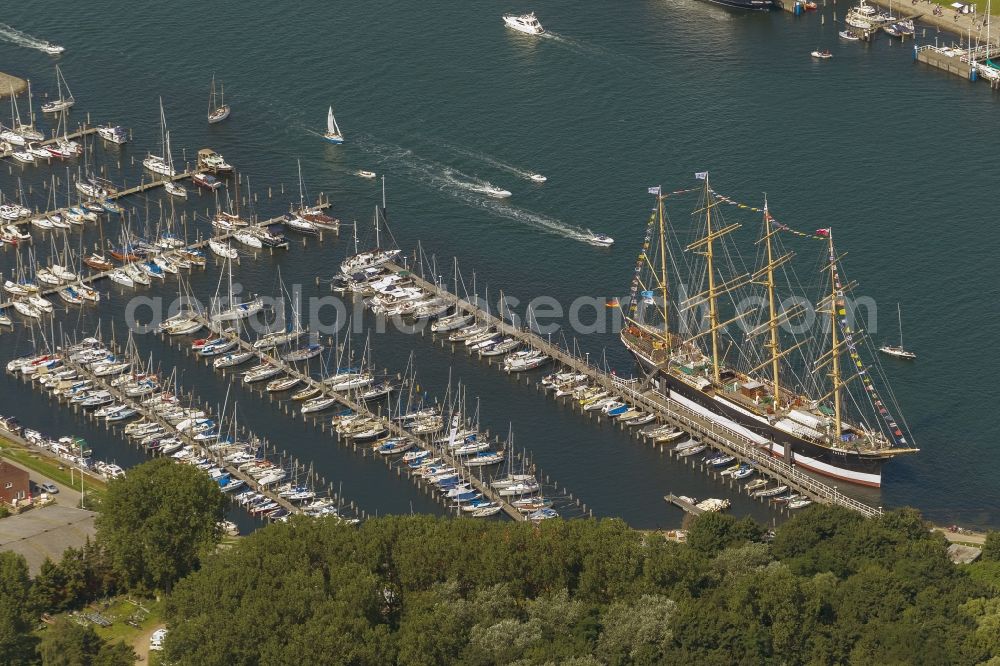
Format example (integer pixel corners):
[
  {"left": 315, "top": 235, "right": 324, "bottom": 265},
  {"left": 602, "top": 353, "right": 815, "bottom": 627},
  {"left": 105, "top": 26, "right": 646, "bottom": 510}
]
[
  {"left": 585, "top": 231, "right": 614, "bottom": 247},
  {"left": 197, "top": 149, "right": 232, "bottom": 173},
  {"left": 503, "top": 12, "right": 545, "bottom": 35},
  {"left": 193, "top": 173, "right": 222, "bottom": 190},
  {"left": 357, "top": 170, "right": 377, "bottom": 179},
  {"left": 479, "top": 183, "right": 511, "bottom": 199},
  {"left": 530, "top": 174, "right": 547, "bottom": 183},
  {"left": 97, "top": 124, "right": 128, "bottom": 144},
  {"left": 810, "top": 50, "right": 833, "bottom": 59}
]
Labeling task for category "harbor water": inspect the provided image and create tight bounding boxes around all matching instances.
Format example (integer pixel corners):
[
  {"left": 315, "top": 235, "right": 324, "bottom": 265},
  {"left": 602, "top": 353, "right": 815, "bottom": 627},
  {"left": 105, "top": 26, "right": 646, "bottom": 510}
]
[{"left": 0, "top": 0, "right": 997, "bottom": 528}]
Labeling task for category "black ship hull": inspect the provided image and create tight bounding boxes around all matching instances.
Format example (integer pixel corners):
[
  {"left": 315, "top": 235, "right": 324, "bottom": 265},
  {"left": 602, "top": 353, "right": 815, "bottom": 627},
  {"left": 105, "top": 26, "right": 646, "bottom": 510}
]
[
  {"left": 702, "top": 0, "right": 782, "bottom": 10},
  {"left": 625, "top": 341, "right": 886, "bottom": 487}
]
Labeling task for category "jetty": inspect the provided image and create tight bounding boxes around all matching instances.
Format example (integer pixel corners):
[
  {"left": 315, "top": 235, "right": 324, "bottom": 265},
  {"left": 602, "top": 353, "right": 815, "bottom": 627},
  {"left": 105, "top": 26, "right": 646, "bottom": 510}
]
[
  {"left": 379, "top": 260, "right": 883, "bottom": 519},
  {"left": 0, "top": 198, "right": 332, "bottom": 312},
  {"left": 180, "top": 312, "right": 538, "bottom": 522},
  {"left": 664, "top": 493, "right": 704, "bottom": 516},
  {"left": 8, "top": 340, "right": 360, "bottom": 522}
]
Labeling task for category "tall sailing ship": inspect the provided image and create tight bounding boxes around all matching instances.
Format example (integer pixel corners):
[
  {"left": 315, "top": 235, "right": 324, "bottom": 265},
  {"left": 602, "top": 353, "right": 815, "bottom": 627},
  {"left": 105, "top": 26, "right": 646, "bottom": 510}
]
[{"left": 620, "top": 175, "right": 917, "bottom": 487}]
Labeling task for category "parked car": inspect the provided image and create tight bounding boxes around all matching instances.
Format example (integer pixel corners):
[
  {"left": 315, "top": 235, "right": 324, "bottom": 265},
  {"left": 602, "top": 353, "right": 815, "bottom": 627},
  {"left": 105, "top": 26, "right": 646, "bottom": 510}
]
[
  {"left": 149, "top": 628, "right": 167, "bottom": 651},
  {"left": 39, "top": 482, "right": 58, "bottom": 494}
]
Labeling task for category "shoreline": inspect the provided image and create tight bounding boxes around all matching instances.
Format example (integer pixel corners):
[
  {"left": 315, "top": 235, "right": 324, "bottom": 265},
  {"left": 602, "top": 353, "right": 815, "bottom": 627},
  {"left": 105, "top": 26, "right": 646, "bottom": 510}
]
[
  {"left": 861, "top": 0, "right": 997, "bottom": 43},
  {"left": 0, "top": 71, "right": 28, "bottom": 98}
]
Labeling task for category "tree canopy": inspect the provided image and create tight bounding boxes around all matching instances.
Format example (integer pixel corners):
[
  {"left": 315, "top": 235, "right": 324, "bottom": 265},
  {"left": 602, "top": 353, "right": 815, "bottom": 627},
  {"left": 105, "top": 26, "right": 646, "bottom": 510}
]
[
  {"left": 161, "top": 509, "right": 999, "bottom": 665},
  {"left": 95, "top": 457, "right": 225, "bottom": 593}
]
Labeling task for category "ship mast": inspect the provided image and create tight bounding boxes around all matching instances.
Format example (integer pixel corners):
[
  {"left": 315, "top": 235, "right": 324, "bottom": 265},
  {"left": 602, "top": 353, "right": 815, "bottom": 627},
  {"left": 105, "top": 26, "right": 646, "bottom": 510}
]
[
  {"left": 704, "top": 177, "right": 721, "bottom": 383},
  {"left": 763, "top": 199, "right": 782, "bottom": 408},
  {"left": 827, "top": 232, "right": 843, "bottom": 440},
  {"left": 657, "top": 193, "right": 669, "bottom": 347}
]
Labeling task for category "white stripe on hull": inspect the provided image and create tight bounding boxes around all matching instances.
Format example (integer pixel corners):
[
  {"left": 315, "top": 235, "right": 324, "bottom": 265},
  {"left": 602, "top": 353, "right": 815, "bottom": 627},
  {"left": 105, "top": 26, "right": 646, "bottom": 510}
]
[{"left": 667, "top": 390, "right": 882, "bottom": 487}]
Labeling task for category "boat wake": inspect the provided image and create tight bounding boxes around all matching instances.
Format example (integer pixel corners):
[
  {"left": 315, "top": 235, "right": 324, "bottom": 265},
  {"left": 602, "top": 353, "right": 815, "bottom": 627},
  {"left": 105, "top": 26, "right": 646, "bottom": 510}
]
[
  {"left": 355, "top": 136, "right": 596, "bottom": 244},
  {"left": 438, "top": 142, "right": 541, "bottom": 182},
  {"left": 0, "top": 22, "right": 63, "bottom": 54},
  {"left": 539, "top": 31, "right": 642, "bottom": 65}
]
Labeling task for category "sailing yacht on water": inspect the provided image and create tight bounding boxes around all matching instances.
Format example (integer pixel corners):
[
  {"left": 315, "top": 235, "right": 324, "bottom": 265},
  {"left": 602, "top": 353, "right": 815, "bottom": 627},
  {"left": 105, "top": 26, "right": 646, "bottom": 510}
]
[
  {"left": 322, "top": 106, "right": 343, "bottom": 144},
  {"left": 143, "top": 99, "right": 176, "bottom": 177},
  {"left": 619, "top": 175, "right": 917, "bottom": 487},
  {"left": 879, "top": 304, "right": 916, "bottom": 360},
  {"left": 40, "top": 65, "right": 74, "bottom": 113},
  {"left": 207, "top": 76, "right": 230, "bottom": 124}
]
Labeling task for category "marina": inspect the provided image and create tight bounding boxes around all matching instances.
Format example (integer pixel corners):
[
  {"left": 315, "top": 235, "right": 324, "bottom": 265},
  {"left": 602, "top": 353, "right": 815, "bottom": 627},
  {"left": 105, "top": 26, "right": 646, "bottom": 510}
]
[
  {"left": 0, "top": 0, "right": 997, "bottom": 532},
  {"left": 5, "top": 337, "right": 362, "bottom": 523}
]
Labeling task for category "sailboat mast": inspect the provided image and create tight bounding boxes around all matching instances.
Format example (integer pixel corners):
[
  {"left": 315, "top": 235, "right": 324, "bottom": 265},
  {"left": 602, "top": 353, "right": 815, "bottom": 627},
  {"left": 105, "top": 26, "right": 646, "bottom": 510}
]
[
  {"left": 764, "top": 200, "right": 781, "bottom": 407},
  {"left": 704, "top": 178, "right": 721, "bottom": 383},
  {"left": 657, "top": 193, "right": 670, "bottom": 346},
  {"left": 827, "top": 233, "right": 842, "bottom": 439},
  {"left": 897, "top": 303, "right": 904, "bottom": 347}
]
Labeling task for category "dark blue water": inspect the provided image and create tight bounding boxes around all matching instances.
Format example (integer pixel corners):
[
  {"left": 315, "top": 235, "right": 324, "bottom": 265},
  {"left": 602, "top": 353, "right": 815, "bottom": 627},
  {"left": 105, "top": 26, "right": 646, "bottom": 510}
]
[{"left": 0, "top": 1, "right": 997, "bottom": 528}]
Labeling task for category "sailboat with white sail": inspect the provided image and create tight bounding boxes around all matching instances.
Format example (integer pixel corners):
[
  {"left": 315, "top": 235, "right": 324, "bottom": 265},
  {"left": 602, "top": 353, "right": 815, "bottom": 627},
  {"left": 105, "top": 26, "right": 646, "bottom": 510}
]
[
  {"left": 40, "top": 65, "right": 74, "bottom": 113},
  {"left": 322, "top": 106, "right": 343, "bottom": 144},
  {"left": 879, "top": 304, "right": 916, "bottom": 360},
  {"left": 143, "top": 99, "right": 176, "bottom": 177},
  {"left": 207, "top": 76, "right": 230, "bottom": 124}
]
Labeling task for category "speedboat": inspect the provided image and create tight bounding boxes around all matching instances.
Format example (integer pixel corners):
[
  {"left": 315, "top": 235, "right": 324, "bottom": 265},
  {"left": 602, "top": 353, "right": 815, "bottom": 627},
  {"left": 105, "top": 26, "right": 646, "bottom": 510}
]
[
  {"left": 503, "top": 12, "right": 545, "bottom": 35},
  {"left": 479, "top": 183, "right": 511, "bottom": 199},
  {"left": 810, "top": 50, "right": 833, "bottom": 59},
  {"left": 41, "top": 44, "right": 66, "bottom": 55},
  {"left": 585, "top": 231, "right": 614, "bottom": 247},
  {"left": 357, "top": 170, "right": 377, "bottom": 179},
  {"left": 530, "top": 174, "right": 547, "bottom": 183}
]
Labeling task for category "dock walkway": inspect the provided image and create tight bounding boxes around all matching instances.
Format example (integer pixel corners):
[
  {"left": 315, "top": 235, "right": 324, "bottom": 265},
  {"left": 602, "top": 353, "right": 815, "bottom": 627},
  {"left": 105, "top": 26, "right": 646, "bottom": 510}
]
[
  {"left": 386, "top": 262, "right": 883, "bottom": 519},
  {"left": 187, "top": 312, "right": 528, "bottom": 522}
]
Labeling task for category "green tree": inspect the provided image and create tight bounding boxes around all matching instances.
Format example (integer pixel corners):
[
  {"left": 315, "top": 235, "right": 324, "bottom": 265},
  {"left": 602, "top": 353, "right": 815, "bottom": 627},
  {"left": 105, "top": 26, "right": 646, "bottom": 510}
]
[
  {"left": 0, "top": 551, "right": 38, "bottom": 665},
  {"left": 983, "top": 532, "right": 1000, "bottom": 562},
  {"left": 95, "top": 458, "right": 224, "bottom": 592},
  {"left": 686, "top": 512, "right": 762, "bottom": 556},
  {"left": 38, "top": 617, "right": 134, "bottom": 666}
]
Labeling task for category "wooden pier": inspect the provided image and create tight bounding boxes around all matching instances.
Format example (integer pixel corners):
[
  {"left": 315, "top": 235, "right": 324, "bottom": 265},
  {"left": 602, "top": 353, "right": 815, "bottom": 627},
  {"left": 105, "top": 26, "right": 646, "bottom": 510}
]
[
  {"left": 0, "top": 125, "right": 103, "bottom": 160},
  {"left": 384, "top": 262, "right": 883, "bottom": 519},
  {"left": 183, "top": 312, "right": 529, "bottom": 522},
  {"left": 664, "top": 494, "right": 704, "bottom": 516}
]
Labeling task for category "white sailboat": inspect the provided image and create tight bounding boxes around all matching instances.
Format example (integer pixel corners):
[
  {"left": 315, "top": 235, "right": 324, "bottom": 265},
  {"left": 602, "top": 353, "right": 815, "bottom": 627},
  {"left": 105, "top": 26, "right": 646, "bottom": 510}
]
[
  {"left": 322, "top": 106, "right": 343, "bottom": 144},
  {"left": 879, "top": 303, "right": 916, "bottom": 360},
  {"left": 163, "top": 132, "right": 187, "bottom": 198},
  {"left": 142, "top": 98, "right": 176, "bottom": 177},
  {"left": 207, "top": 76, "right": 230, "bottom": 124},
  {"left": 40, "top": 65, "right": 74, "bottom": 113}
]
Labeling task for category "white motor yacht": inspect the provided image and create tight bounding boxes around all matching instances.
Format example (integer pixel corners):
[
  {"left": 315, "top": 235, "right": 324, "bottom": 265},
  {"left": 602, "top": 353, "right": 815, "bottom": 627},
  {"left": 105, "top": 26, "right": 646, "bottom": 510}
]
[{"left": 503, "top": 13, "right": 545, "bottom": 35}]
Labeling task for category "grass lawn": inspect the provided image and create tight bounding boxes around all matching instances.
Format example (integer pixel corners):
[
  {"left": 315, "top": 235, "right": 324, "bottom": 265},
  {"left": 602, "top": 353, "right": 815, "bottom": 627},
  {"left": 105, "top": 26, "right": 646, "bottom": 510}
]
[
  {"left": 0, "top": 436, "right": 106, "bottom": 508},
  {"left": 90, "top": 596, "right": 164, "bottom": 645}
]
